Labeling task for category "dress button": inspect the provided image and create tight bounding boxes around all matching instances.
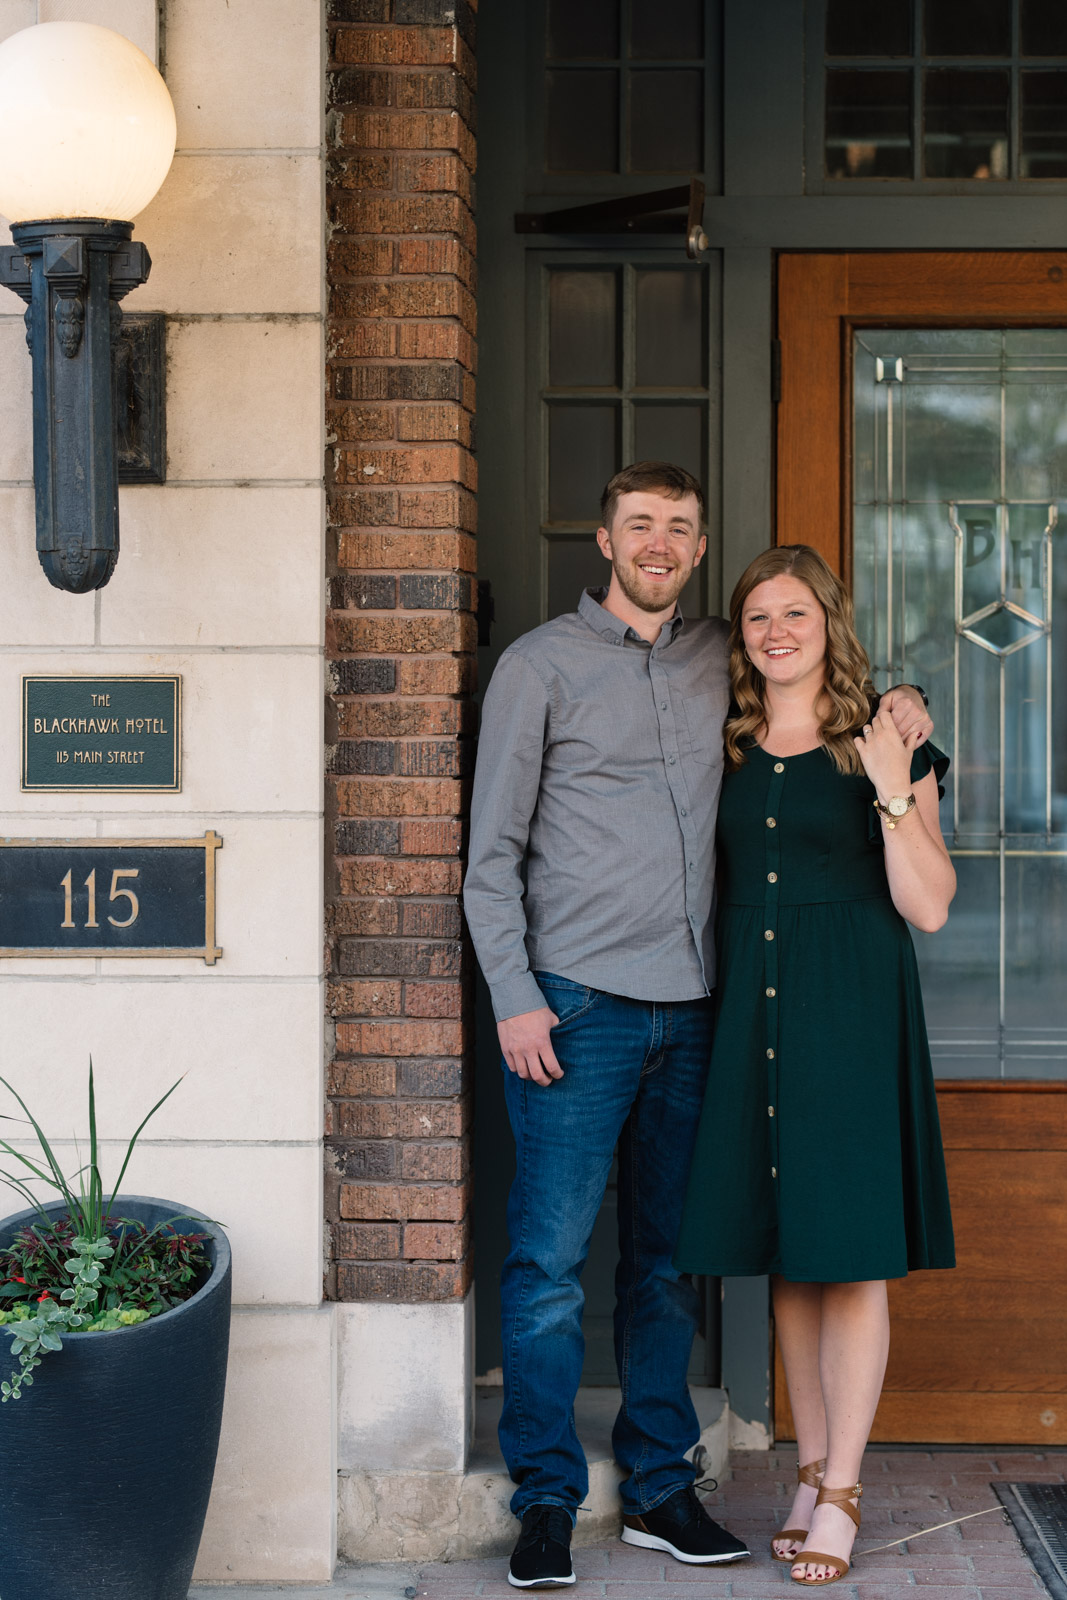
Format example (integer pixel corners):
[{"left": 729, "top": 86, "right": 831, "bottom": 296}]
[
  {"left": 668, "top": 755, "right": 676, "bottom": 765},
  {"left": 766, "top": 986, "right": 776, "bottom": 997},
  {"left": 681, "top": 808, "right": 687, "bottom": 817},
  {"left": 774, "top": 761, "right": 785, "bottom": 773},
  {"left": 771, "top": 1166, "right": 778, "bottom": 1178},
  {"left": 767, "top": 871, "right": 778, "bottom": 883},
  {"left": 764, "top": 929, "right": 775, "bottom": 941},
  {"left": 766, "top": 817, "right": 776, "bottom": 828},
  {"left": 766, "top": 1048, "right": 775, "bottom": 1059},
  {"left": 661, "top": 702, "right": 667, "bottom": 710}
]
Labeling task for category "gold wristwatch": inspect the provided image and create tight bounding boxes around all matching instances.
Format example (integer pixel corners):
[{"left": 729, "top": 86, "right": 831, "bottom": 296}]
[{"left": 872, "top": 794, "right": 916, "bottom": 830}]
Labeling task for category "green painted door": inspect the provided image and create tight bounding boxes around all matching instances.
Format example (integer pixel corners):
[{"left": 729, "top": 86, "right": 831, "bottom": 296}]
[{"left": 474, "top": 243, "right": 720, "bottom": 1385}]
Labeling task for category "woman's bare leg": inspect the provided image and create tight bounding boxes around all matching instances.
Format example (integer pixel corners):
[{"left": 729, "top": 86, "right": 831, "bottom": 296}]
[
  {"left": 792, "top": 1279, "right": 890, "bottom": 1584},
  {"left": 771, "top": 1276, "right": 827, "bottom": 1560}
]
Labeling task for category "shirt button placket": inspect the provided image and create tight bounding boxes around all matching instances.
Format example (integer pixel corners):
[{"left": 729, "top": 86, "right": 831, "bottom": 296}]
[{"left": 764, "top": 760, "right": 786, "bottom": 1189}]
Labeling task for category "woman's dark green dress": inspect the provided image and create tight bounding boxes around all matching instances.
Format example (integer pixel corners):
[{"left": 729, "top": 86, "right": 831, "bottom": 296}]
[{"left": 674, "top": 741, "right": 955, "bottom": 1283}]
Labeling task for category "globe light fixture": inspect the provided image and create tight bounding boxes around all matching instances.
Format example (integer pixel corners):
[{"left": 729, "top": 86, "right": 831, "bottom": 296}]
[{"left": 0, "top": 23, "right": 176, "bottom": 592}]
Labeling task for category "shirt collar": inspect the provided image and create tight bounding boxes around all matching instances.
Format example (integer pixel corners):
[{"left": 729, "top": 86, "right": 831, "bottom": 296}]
[{"left": 578, "top": 587, "right": 685, "bottom": 648}]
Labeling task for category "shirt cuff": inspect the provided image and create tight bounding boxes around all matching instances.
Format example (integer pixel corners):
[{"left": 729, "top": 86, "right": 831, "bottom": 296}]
[{"left": 489, "top": 972, "right": 548, "bottom": 1023}]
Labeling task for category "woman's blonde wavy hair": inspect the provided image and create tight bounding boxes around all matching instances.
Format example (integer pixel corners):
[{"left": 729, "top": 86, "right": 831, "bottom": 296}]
[{"left": 724, "top": 544, "right": 875, "bottom": 776}]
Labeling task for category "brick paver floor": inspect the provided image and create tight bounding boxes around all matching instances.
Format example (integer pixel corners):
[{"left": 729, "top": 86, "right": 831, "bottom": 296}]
[{"left": 410, "top": 1447, "right": 1066, "bottom": 1600}]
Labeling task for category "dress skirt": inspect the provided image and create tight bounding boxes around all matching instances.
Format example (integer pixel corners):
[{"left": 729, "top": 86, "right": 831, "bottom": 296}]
[{"left": 673, "top": 741, "right": 956, "bottom": 1283}]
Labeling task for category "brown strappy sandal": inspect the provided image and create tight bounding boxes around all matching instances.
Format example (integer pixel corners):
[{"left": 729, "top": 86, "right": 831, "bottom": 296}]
[
  {"left": 789, "top": 1481, "right": 862, "bottom": 1586},
  {"left": 770, "top": 1457, "right": 826, "bottom": 1560}
]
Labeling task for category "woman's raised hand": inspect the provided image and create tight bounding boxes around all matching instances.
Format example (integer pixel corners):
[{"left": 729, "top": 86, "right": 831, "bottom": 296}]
[{"left": 853, "top": 704, "right": 915, "bottom": 799}]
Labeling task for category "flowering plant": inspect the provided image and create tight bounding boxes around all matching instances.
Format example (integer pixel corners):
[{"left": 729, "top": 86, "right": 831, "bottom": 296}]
[{"left": 0, "top": 1065, "right": 212, "bottom": 1400}]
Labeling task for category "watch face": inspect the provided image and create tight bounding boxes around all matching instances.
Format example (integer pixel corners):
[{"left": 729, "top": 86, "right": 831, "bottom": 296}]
[{"left": 888, "top": 795, "right": 910, "bottom": 817}]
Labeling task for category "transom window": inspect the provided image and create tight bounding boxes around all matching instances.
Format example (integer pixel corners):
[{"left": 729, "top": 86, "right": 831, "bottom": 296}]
[
  {"left": 544, "top": 0, "right": 706, "bottom": 175},
  {"left": 824, "top": 0, "right": 1067, "bottom": 180}
]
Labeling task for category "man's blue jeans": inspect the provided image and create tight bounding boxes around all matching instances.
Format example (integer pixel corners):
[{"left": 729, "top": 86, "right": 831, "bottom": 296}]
[{"left": 499, "top": 972, "right": 714, "bottom": 1522}]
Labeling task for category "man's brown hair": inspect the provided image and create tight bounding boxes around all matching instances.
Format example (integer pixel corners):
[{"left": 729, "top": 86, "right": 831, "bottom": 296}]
[{"left": 599, "top": 460, "right": 706, "bottom": 530}]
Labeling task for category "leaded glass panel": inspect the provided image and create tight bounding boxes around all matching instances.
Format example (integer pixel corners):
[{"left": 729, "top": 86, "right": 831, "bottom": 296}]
[{"left": 853, "top": 328, "right": 1067, "bottom": 1078}]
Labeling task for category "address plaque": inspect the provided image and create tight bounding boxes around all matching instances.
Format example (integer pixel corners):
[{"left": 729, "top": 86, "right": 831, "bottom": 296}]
[{"left": 0, "top": 833, "right": 222, "bottom": 964}]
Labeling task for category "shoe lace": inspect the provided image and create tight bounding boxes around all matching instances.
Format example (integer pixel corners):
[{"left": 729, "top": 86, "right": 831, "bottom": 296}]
[
  {"left": 524, "top": 1506, "right": 569, "bottom": 1546},
  {"left": 676, "top": 1478, "right": 720, "bottom": 1526}
]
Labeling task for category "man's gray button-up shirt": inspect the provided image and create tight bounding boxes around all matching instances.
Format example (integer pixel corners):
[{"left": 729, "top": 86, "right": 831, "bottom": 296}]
[{"left": 464, "top": 588, "right": 730, "bottom": 1022}]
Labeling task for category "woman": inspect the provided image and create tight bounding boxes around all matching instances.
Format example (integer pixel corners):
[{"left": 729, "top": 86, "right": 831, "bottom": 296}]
[{"left": 674, "top": 545, "right": 956, "bottom": 1587}]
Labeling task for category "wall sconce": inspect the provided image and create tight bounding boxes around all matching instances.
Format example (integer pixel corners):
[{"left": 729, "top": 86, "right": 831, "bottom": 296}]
[{"left": 0, "top": 22, "right": 175, "bottom": 593}]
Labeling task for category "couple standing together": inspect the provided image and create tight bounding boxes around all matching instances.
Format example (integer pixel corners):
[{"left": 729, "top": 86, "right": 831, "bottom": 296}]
[{"left": 464, "top": 461, "right": 957, "bottom": 1589}]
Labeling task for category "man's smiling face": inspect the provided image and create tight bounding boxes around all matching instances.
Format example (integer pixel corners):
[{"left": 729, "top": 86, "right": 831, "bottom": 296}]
[{"left": 596, "top": 490, "right": 706, "bottom": 618}]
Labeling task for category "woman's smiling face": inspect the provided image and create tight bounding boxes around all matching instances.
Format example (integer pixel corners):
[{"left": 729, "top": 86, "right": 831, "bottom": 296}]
[{"left": 741, "top": 574, "right": 828, "bottom": 690}]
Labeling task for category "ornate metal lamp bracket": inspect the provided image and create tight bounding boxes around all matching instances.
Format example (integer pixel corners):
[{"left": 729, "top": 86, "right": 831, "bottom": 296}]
[{"left": 0, "top": 220, "right": 151, "bottom": 593}]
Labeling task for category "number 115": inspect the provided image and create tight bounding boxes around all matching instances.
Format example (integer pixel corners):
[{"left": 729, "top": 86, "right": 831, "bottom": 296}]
[{"left": 59, "top": 868, "right": 141, "bottom": 930}]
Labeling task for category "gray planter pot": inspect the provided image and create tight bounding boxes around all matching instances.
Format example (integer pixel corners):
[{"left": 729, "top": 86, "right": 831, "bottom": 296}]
[{"left": 0, "top": 1195, "right": 231, "bottom": 1600}]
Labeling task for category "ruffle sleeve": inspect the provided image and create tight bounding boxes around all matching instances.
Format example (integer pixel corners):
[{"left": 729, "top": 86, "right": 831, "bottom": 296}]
[{"left": 910, "top": 738, "right": 949, "bottom": 800}]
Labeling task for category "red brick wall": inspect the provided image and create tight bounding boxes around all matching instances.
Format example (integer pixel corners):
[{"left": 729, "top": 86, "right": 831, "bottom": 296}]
[{"left": 325, "top": 0, "right": 477, "bottom": 1302}]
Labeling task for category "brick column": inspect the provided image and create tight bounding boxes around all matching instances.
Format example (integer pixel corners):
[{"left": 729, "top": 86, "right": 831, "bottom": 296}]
[{"left": 325, "top": 0, "right": 477, "bottom": 1303}]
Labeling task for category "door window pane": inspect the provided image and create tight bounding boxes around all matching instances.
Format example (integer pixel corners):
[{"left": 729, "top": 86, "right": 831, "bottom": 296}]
[
  {"left": 548, "top": 404, "right": 619, "bottom": 521},
  {"left": 547, "top": 0, "right": 619, "bottom": 60},
  {"left": 903, "top": 383, "right": 1001, "bottom": 501},
  {"left": 539, "top": 261, "right": 711, "bottom": 625},
  {"left": 825, "top": 0, "right": 911, "bottom": 57},
  {"left": 546, "top": 70, "right": 619, "bottom": 172},
  {"left": 546, "top": 535, "right": 610, "bottom": 619},
  {"left": 1005, "top": 339, "right": 1067, "bottom": 496},
  {"left": 635, "top": 269, "right": 705, "bottom": 387},
  {"left": 912, "top": 858, "right": 1001, "bottom": 1064},
  {"left": 549, "top": 271, "right": 620, "bottom": 388},
  {"left": 1004, "top": 857, "right": 1067, "bottom": 1075},
  {"left": 925, "top": 0, "right": 1011, "bottom": 56},
  {"left": 854, "top": 327, "right": 1067, "bottom": 1079},
  {"left": 630, "top": 0, "right": 703, "bottom": 60},
  {"left": 1021, "top": 70, "right": 1067, "bottom": 176},
  {"left": 1022, "top": 0, "right": 1067, "bottom": 56},
  {"left": 633, "top": 403, "right": 705, "bottom": 485},
  {"left": 629, "top": 70, "right": 703, "bottom": 172},
  {"left": 924, "top": 69, "right": 1010, "bottom": 178},
  {"left": 826, "top": 69, "right": 913, "bottom": 178}
]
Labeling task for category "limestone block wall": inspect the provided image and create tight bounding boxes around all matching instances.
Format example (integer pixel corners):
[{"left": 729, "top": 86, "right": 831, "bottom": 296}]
[{"left": 0, "top": 0, "right": 332, "bottom": 1582}]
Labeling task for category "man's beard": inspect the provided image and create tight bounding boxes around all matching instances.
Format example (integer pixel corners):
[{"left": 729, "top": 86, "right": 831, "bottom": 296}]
[{"left": 611, "top": 557, "right": 691, "bottom": 614}]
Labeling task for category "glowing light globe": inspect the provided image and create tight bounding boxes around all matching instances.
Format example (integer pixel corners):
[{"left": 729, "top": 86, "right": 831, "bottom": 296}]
[{"left": 0, "top": 22, "right": 176, "bottom": 224}]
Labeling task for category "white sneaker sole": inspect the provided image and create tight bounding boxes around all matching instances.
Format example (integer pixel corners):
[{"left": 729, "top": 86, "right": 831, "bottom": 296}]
[
  {"left": 620, "top": 1525, "right": 750, "bottom": 1564},
  {"left": 507, "top": 1571, "right": 576, "bottom": 1588}
]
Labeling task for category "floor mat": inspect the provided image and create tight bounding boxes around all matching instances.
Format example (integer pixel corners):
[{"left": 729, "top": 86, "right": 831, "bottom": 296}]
[{"left": 995, "top": 1482, "right": 1067, "bottom": 1600}]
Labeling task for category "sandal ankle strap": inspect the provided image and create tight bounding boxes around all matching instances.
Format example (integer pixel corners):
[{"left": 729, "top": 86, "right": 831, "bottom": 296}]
[
  {"left": 797, "top": 1458, "right": 827, "bottom": 1489},
  {"left": 814, "top": 1482, "right": 863, "bottom": 1529}
]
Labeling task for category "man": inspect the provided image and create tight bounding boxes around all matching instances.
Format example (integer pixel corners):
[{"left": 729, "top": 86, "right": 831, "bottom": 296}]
[{"left": 464, "top": 462, "right": 930, "bottom": 1589}]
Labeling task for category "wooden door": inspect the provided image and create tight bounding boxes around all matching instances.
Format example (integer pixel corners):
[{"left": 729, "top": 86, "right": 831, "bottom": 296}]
[{"left": 775, "top": 253, "right": 1067, "bottom": 1444}]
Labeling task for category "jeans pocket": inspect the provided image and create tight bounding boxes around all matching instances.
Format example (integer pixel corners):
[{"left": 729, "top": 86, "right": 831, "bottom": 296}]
[{"left": 535, "top": 971, "right": 598, "bottom": 1027}]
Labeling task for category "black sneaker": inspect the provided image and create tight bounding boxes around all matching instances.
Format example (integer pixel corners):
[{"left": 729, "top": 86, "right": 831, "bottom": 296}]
[
  {"left": 508, "top": 1504, "right": 576, "bottom": 1588},
  {"left": 621, "top": 1484, "right": 750, "bottom": 1565}
]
